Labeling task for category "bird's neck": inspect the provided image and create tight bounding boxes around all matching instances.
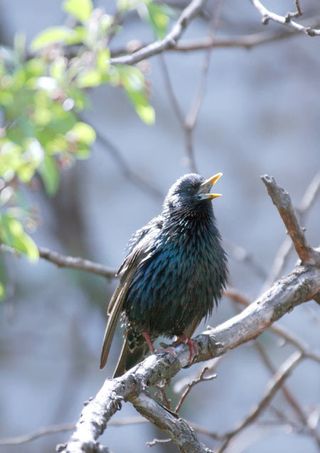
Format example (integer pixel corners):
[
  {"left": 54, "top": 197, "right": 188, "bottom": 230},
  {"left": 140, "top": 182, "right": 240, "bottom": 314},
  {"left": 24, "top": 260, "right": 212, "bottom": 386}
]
[{"left": 163, "top": 202, "right": 217, "bottom": 237}]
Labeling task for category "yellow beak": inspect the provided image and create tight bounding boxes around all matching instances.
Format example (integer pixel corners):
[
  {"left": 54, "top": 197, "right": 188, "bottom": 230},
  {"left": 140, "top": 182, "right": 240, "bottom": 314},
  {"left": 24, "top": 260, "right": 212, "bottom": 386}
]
[{"left": 198, "top": 172, "right": 223, "bottom": 200}]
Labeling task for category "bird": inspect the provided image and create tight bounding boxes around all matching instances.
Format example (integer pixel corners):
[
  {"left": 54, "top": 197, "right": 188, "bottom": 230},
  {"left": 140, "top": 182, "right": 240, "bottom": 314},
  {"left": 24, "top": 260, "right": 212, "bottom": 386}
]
[{"left": 100, "top": 172, "right": 228, "bottom": 377}]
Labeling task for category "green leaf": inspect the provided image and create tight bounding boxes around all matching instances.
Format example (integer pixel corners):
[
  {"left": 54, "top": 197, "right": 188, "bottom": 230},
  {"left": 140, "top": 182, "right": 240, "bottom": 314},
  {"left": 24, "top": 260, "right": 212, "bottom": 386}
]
[
  {"left": 0, "top": 214, "right": 39, "bottom": 261},
  {"left": 64, "top": 0, "right": 93, "bottom": 23},
  {"left": 135, "top": 103, "right": 155, "bottom": 124},
  {"left": 67, "top": 122, "right": 96, "bottom": 145},
  {"left": 116, "top": 65, "right": 155, "bottom": 124},
  {"left": 146, "top": 3, "right": 170, "bottom": 39},
  {"left": 39, "top": 155, "right": 60, "bottom": 195},
  {"left": 77, "top": 69, "right": 102, "bottom": 88},
  {"left": 0, "top": 282, "right": 5, "bottom": 300},
  {"left": 117, "top": 0, "right": 138, "bottom": 12},
  {"left": 31, "top": 27, "right": 82, "bottom": 51}
]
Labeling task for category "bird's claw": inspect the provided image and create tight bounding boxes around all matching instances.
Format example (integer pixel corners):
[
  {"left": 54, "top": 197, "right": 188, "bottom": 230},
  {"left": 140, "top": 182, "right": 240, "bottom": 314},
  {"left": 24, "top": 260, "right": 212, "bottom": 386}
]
[{"left": 175, "top": 335, "right": 198, "bottom": 364}]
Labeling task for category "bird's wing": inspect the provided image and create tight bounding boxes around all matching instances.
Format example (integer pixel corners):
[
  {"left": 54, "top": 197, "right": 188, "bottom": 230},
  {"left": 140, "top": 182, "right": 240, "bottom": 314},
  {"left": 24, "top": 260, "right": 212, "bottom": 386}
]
[
  {"left": 99, "top": 215, "right": 163, "bottom": 369},
  {"left": 107, "top": 215, "right": 163, "bottom": 317}
]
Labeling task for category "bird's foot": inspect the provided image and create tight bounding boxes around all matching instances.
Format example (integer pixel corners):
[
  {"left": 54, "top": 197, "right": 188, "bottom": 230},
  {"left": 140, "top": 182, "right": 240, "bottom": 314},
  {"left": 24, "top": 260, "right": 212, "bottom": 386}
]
[
  {"left": 175, "top": 335, "right": 198, "bottom": 364},
  {"left": 142, "top": 331, "right": 155, "bottom": 353},
  {"left": 158, "top": 342, "right": 178, "bottom": 358}
]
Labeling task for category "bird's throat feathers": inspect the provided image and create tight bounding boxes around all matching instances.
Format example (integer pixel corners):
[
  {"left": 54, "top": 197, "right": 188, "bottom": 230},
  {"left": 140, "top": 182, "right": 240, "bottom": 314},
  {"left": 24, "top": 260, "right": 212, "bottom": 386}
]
[{"left": 162, "top": 197, "right": 217, "bottom": 239}]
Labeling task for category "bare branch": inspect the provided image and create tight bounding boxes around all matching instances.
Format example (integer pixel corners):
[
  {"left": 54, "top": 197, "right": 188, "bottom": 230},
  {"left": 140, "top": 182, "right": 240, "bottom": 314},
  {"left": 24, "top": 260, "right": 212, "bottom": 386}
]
[
  {"left": 253, "top": 340, "right": 306, "bottom": 424},
  {"left": 110, "top": 0, "right": 208, "bottom": 66},
  {"left": 131, "top": 392, "right": 213, "bottom": 453},
  {"left": 264, "top": 172, "right": 320, "bottom": 287},
  {"left": 160, "top": 1, "right": 222, "bottom": 172},
  {"left": 0, "top": 245, "right": 117, "bottom": 279},
  {"left": 224, "top": 287, "right": 320, "bottom": 365},
  {"left": 261, "top": 175, "right": 320, "bottom": 266},
  {"left": 175, "top": 362, "right": 217, "bottom": 412},
  {"left": 60, "top": 262, "right": 320, "bottom": 452},
  {"left": 110, "top": 18, "right": 320, "bottom": 58},
  {"left": 217, "top": 352, "right": 303, "bottom": 452},
  {"left": 86, "top": 119, "right": 164, "bottom": 201},
  {"left": 225, "top": 241, "right": 267, "bottom": 280},
  {"left": 0, "top": 423, "right": 76, "bottom": 447},
  {"left": 251, "top": 0, "right": 320, "bottom": 37}
]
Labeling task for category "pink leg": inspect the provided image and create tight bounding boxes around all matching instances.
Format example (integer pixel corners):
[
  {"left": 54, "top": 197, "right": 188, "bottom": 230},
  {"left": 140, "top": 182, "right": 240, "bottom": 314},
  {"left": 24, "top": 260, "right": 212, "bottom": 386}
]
[
  {"left": 176, "top": 335, "right": 198, "bottom": 363},
  {"left": 142, "top": 331, "right": 155, "bottom": 353}
]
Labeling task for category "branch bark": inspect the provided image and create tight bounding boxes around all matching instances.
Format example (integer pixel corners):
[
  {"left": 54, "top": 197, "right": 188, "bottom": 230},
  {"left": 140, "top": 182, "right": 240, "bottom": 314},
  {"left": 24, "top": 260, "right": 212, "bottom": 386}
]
[
  {"left": 110, "top": 0, "right": 208, "bottom": 65},
  {"left": 0, "top": 245, "right": 117, "bottom": 279},
  {"left": 60, "top": 263, "right": 320, "bottom": 452},
  {"left": 251, "top": 0, "right": 320, "bottom": 36},
  {"left": 131, "top": 392, "right": 212, "bottom": 452},
  {"left": 261, "top": 175, "right": 320, "bottom": 266}
]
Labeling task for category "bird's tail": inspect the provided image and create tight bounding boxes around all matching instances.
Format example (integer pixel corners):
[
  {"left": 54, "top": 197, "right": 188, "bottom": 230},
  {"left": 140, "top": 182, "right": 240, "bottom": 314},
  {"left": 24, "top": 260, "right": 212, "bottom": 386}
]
[{"left": 113, "top": 336, "right": 149, "bottom": 378}]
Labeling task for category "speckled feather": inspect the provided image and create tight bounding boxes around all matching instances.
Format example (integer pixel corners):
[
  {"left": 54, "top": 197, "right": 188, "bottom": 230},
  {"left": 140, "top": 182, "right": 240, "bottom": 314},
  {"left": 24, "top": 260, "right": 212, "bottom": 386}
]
[{"left": 100, "top": 174, "right": 228, "bottom": 376}]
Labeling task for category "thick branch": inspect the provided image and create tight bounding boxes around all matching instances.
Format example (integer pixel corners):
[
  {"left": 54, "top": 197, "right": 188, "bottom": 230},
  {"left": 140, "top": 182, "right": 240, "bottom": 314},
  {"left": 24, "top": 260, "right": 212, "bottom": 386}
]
[
  {"left": 263, "top": 172, "right": 320, "bottom": 287},
  {"left": 131, "top": 393, "right": 212, "bottom": 453},
  {"left": 110, "top": 0, "right": 207, "bottom": 65},
  {"left": 261, "top": 175, "right": 320, "bottom": 266},
  {"left": 60, "top": 264, "right": 320, "bottom": 452}
]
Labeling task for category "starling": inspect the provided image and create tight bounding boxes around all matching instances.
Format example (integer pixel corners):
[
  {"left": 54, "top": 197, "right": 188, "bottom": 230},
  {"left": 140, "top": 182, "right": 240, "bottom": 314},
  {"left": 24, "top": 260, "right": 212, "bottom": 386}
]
[{"left": 100, "top": 173, "right": 228, "bottom": 376}]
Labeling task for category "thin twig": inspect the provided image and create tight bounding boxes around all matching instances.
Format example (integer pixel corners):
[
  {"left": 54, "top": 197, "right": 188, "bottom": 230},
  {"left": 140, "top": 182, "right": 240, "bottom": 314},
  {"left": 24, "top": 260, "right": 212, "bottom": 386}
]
[
  {"left": 225, "top": 241, "right": 267, "bottom": 280},
  {"left": 160, "top": 1, "right": 222, "bottom": 172},
  {"left": 0, "top": 417, "right": 146, "bottom": 446},
  {"left": 217, "top": 352, "right": 303, "bottom": 452},
  {"left": 80, "top": 116, "right": 164, "bottom": 201},
  {"left": 0, "top": 244, "right": 117, "bottom": 279},
  {"left": 175, "top": 362, "right": 217, "bottom": 412},
  {"left": 110, "top": 17, "right": 320, "bottom": 57},
  {"left": 251, "top": 0, "right": 320, "bottom": 36},
  {"left": 110, "top": 0, "right": 208, "bottom": 65}
]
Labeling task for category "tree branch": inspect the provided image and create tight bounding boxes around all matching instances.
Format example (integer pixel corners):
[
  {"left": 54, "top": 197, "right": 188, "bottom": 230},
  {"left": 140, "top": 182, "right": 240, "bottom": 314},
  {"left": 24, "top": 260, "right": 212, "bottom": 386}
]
[
  {"left": 131, "top": 392, "right": 213, "bottom": 452},
  {"left": 0, "top": 245, "right": 117, "bottom": 279},
  {"left": 261, "top": 175, "right": 320, "bottom": 266},
  {"left": 251, "top": 0, "right": 320, "bottom": 37},
  {"left": 263, "top": 172, "right": 320, "bottom": 287},
  {"left": 217, "top": 351, "right": 303, "bottom": 452},
  {"left": 110, "top": 0, "right": 208, "bottom": 65},
  {"left": 60, "top": 262, "right": 320, "bottom": 452}
]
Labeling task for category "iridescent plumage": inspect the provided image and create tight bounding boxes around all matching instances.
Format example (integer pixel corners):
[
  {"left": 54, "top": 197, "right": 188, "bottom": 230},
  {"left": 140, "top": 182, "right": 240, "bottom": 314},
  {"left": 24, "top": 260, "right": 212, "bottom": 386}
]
[{"left": 100, "top": 173, "right": 228, "bottom": 376}]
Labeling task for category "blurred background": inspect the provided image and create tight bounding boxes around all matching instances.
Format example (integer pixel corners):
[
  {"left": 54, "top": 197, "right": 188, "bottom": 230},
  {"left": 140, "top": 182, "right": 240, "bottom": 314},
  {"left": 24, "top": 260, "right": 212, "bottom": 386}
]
[{"left": 0, "top": 0, "right": 320, "bottom": 452}]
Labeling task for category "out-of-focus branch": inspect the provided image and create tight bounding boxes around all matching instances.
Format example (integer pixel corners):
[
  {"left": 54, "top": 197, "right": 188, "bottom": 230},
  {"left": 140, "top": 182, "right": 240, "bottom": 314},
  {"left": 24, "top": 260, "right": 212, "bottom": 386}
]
[
  {"left": 175, "top": 361, "right": 217, "bottom": 412},
  {"left": 0, "top": 245, "right": 117, "bottom": 279},
  {"left": 110, "top": 0, "right": 207, "bottom": 65},
  {"left": 131, "top": 392, "right": 212, "bottom": 453},
  {"left": 160, "top": 1, "right": 222, "bottom": 172},
  {"left": 225, "top": 287, "right": 320, "bottom": 365},
  {"left": 225, "top": 241, "right": 267, "bottom": 280},
  {"left": 81, "top": 116, "right": 164, "bottom": 201},
  {"left": 217, "top": 352, "right": 303, "bottom": 452},
  {"left": 0, "top": 423, "right": 76, "bottom": 447},
  {"left": 251, "top": 0, "right": 320, "bottom": 36},
  {"left": 261, "top": 175, "right": 320, "bottom": 266}
]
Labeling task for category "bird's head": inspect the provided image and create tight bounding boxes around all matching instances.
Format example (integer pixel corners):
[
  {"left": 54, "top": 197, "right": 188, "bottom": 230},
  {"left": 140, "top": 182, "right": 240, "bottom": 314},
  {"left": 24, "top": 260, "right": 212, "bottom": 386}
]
[{"left": 163, "top": 173, "right": 223, "bottom": 214}]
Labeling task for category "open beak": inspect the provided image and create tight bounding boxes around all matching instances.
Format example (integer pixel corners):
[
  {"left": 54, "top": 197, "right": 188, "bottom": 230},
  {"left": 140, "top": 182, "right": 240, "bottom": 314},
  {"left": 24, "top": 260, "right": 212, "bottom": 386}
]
[{"left": 197, "top": 172, "right": 223, "bottom": 200}]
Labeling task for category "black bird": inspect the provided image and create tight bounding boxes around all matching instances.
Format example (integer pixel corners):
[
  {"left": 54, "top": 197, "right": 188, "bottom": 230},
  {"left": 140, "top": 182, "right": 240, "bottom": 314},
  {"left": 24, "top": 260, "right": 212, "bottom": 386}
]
[{"left": 100, "top": 173, "right": 228, "bottom": 376}]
